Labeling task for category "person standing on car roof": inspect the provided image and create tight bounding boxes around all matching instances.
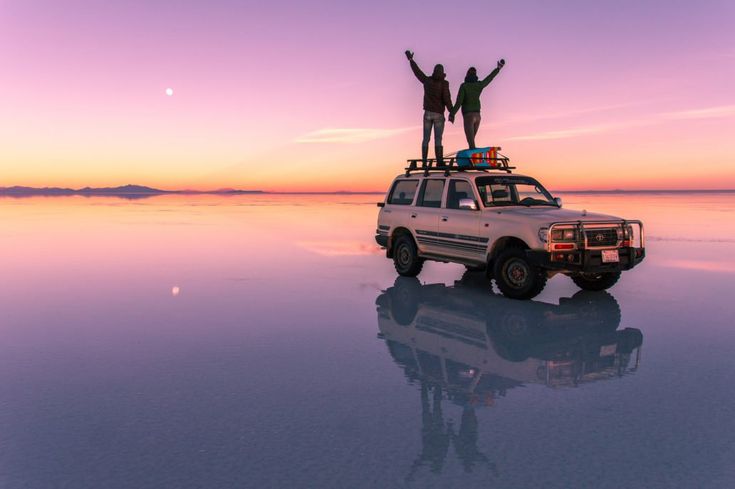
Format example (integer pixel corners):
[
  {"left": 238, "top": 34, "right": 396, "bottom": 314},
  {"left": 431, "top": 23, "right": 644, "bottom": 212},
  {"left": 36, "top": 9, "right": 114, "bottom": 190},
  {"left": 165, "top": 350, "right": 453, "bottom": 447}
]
[
  {"left": 449, "top": 60, "right": 505, "bottom": 149},
  {"left": 405, "top": 50, "right": 453, "bottom": 167}
]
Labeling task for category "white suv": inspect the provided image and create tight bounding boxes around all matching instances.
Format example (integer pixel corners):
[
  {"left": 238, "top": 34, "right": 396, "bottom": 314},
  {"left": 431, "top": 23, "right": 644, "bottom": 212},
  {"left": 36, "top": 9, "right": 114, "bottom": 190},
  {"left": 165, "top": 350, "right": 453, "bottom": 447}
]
[{"left": 375, "top": 164, "right": 645, "bottom": 299}]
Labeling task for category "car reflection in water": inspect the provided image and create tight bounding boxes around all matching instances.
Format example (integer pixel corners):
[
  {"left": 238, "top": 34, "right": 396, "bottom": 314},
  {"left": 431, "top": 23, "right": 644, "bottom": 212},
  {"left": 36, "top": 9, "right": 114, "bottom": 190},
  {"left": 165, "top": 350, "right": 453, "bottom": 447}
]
[{"left": 375, "top": 272, "right": 643, "bottom": 481}]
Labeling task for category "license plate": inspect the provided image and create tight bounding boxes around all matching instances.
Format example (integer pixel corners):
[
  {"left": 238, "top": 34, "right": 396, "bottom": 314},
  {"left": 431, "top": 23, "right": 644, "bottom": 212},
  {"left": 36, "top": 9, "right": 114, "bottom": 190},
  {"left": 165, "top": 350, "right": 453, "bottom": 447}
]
[
  {"left": 601, "top": 249, "right": 619, "bottom": 263},
  {"left": 600, "top": 344, "right": 617, "bottom": 356}
]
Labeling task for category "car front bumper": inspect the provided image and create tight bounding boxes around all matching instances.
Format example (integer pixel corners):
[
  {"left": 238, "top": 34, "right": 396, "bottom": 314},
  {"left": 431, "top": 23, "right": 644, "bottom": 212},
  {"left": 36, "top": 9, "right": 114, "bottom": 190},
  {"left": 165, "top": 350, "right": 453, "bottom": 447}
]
[{"left": 527, "top": 247, "right": 645, "bottom": 273}]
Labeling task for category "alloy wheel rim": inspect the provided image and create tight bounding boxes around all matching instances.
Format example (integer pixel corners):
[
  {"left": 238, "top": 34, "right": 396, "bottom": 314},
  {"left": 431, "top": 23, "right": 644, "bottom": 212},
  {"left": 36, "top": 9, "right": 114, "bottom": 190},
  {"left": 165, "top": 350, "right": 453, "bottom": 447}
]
[
  {"left": 398, "top": 245, "right": 411, "bottom": 266},
  {"left": 505, "top": 259, "right": 529, "bottom": 288}
]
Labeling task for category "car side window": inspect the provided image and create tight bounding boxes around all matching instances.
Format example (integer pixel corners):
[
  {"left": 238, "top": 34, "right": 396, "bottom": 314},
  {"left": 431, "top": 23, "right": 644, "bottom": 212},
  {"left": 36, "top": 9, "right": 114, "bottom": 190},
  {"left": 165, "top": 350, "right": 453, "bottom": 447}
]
[
  {"left": 416, "top": 179, "right": 445, "bottom": 208},
  {"left": 446, "top": 180, "right": 476, "bottom": 209},
  {"left": 388, "top": 180, "right": 419, "bottom": 205}
]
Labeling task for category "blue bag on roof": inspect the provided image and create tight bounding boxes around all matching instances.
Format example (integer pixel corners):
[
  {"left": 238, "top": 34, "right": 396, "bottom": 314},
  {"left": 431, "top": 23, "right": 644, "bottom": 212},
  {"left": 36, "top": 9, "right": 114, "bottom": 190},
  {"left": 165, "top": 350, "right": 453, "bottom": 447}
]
[{"left": 456, "top": 147, "right": 503, "bottom": 169}]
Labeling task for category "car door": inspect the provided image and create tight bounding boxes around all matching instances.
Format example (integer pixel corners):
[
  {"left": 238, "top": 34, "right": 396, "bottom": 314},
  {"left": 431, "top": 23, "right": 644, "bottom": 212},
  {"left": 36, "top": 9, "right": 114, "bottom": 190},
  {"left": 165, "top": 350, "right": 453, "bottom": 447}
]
[
  {"left": 411, "top": 178, "right": 447, "bottom": 255},
  {"left": 436, "top": 179, "right": 485, "bottom": 260}
]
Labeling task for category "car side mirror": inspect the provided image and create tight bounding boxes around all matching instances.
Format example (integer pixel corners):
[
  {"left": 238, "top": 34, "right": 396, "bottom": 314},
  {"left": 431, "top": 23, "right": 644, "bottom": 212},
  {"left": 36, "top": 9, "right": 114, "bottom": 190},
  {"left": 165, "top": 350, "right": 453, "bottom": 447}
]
[
  {"left": 459, "top": 198, "right": 478, "bottom": 211},
  {"left": 554, "top": 197, "right": 563, "bottom": 208}
]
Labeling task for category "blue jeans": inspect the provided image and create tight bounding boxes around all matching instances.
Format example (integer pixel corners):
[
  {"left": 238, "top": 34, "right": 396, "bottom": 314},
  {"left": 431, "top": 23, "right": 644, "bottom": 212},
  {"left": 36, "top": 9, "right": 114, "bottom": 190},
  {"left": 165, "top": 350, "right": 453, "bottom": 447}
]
[
  {"left": 422, "top": 110, "right": 445, "bottom": 149},
  {"left": 463, "top": 111, "right": 481, "bottom": 149}
]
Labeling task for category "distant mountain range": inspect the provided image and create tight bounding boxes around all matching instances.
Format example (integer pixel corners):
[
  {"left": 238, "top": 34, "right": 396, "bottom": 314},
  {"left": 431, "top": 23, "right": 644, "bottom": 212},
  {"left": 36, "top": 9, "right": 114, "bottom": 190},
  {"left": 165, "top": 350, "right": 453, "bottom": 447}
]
[
  {"left": 0, "top": 185, "right": 384, "bottom": 199},
  {"left": 0, "top": 185, "right": 265, "bottom": 199},
  {"left": 1, "top": 185, "right": 732, "bottom": 199}
]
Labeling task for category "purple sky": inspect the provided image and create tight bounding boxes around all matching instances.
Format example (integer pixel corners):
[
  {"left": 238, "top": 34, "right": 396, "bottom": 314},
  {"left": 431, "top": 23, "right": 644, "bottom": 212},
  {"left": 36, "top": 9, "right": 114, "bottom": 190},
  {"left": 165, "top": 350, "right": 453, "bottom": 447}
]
[{"left": 1, "top": 0, "right": 734, "bottom": 190}]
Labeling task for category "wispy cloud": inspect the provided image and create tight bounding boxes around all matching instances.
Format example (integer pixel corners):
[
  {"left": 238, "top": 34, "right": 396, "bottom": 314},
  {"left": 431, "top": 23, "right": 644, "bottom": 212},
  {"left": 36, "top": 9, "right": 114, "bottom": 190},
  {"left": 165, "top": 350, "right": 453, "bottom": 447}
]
[
  {"left": 505, "top": 123, "right": 618, "bottom": 141},
  {"left": 498, "top": 102, "right": 643, "bottom": 127},
  {"left": 662, "top": 104, "right": 735, "bottom": 120},
  {"left": 295, "top": 127, "right": 416, "bottom": 144},
  {"left": 505, "top": 103, "right": 735, "bottom": 141}
]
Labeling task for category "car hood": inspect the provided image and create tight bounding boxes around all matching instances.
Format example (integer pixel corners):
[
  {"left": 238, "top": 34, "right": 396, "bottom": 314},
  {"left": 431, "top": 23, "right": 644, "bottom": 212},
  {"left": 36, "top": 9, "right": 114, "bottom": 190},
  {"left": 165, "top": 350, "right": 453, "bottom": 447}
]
[{"left": 487, "top": 206, "right": 622, "bottom": 226}]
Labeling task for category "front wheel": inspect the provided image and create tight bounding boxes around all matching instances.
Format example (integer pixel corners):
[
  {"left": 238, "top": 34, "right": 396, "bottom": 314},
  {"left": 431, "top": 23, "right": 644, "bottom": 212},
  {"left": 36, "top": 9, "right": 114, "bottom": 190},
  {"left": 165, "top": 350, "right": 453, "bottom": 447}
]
[
  {"left": 571, "top": 271, "right": 621, "bottom": 291},
  {"left": 493, "top": 248, "right": 547, "bottom": 300},
  {"left": 392, "top": 235, "right": 424, "bottom": 277}
]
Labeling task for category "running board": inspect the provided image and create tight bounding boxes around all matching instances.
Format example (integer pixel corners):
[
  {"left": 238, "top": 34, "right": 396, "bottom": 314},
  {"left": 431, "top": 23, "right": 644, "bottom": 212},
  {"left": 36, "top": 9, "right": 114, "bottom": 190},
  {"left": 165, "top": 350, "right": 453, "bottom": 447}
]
[{"left": 419, "top": 252, "right": 486, "bottom": 267}]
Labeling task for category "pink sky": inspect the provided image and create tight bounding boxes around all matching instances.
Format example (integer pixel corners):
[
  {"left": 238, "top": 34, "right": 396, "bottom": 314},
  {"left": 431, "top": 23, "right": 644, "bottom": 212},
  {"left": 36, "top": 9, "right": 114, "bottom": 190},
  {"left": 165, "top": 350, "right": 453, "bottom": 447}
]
[{"left": 1, "top": 0, "right": 734, "bottom": 191}]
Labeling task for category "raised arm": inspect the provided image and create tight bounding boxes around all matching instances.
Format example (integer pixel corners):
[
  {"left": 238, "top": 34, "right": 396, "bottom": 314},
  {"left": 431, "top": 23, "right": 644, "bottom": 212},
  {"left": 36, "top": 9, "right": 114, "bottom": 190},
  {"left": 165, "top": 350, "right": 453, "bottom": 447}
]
[
  {"left": 405, "top": 50, "right": 428, "bottom": 83},
  {"left": 481, "top": 59, "right": 505, "bottom": 88}
]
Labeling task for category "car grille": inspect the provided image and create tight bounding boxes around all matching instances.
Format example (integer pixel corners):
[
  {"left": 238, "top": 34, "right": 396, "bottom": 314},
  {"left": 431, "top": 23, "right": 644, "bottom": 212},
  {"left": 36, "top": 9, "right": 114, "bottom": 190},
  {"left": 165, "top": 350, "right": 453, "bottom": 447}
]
[{"left": 584, "top": 228, "right": 619, "bottom": 247}]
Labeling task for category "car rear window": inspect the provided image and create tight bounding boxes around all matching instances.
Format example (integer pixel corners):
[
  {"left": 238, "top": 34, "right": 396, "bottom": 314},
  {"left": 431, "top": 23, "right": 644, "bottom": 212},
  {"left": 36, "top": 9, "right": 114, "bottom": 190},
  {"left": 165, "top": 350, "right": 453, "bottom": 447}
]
[{"left": 388, "top": 180, "right": 419, "bottom": 205}]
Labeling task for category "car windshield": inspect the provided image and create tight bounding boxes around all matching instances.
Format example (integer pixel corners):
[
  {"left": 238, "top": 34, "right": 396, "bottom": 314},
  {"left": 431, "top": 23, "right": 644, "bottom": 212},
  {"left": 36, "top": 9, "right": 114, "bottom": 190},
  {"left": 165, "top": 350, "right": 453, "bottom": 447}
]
[{"left": 476, "top": 176, "right": 557, "bottom": 207}]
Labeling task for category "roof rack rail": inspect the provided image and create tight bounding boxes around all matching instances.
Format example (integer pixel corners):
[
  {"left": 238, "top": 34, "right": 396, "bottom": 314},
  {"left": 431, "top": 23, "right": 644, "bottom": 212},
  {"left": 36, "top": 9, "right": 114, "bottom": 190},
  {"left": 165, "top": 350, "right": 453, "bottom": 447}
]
[{"left": 404, "top": 151, "right": 514, "bottom": 177}]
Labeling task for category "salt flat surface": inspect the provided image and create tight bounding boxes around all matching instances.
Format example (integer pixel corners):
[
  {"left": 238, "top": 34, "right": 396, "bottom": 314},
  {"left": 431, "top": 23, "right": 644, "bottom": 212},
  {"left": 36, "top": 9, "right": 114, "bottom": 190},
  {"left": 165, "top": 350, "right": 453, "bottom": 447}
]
[{"left": 1, "top": 192, "right": 733, "bottom": 488}]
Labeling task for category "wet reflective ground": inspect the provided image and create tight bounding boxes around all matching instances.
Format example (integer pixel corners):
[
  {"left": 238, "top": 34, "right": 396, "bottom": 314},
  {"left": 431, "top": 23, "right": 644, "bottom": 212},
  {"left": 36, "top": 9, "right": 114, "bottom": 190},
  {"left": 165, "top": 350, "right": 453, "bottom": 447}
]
[{"left": 1, "top": 193, "right": 734, "bottom": 488}]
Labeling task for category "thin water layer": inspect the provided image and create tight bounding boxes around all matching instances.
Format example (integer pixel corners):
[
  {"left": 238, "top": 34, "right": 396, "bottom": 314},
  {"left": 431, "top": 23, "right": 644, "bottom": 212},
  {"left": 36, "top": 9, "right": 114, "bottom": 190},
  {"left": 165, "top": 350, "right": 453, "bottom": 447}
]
[{"left": 0, "top": 193, "right": 733, "bottom": 488}]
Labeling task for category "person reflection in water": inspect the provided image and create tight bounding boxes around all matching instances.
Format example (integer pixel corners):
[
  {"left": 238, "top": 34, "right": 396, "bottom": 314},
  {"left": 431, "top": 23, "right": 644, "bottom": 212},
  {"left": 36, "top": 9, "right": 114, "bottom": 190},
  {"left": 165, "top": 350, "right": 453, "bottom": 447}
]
[
  {"left": 406, "top": 383, "right": 450, "bottom": 481},
  {"left": 406, "top": 383, "right": 494, "bottom": 483},
  {"left": 451, "top": 405, "right": 496, "bottom": 474}
]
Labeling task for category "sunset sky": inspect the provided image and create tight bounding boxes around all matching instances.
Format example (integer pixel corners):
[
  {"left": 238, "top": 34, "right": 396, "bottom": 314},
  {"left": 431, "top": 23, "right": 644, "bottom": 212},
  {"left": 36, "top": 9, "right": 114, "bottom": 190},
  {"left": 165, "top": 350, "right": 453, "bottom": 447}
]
[{"left": 1, "top": 0, "right": 734, "bottom": 192}]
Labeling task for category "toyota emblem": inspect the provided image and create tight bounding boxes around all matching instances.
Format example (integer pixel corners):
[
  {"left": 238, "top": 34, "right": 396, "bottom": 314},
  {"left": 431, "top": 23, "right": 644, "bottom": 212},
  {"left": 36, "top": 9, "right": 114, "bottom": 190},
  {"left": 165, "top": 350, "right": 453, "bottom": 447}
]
[{"left": 595, "top": 233, "right": 605, "bottom": 242}]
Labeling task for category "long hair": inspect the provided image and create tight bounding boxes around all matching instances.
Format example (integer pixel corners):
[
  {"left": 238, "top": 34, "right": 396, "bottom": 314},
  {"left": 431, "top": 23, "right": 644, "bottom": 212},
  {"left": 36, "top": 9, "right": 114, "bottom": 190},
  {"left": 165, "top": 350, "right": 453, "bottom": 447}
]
[{"left": 464, "top": 67, "right": 478, "bottom": 83}]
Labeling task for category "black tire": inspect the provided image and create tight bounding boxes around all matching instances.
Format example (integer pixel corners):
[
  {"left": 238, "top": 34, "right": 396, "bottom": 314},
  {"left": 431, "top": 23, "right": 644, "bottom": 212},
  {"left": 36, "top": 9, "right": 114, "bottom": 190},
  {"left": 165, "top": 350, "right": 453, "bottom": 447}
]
[
  {"left": 571, "top": 271, "right": 621, "bottom": 291},
  {"left": 388, "top": 277, "right": 421, "bottom": 325},
  {"left": 493, "top": 248, "right": 547, "bottom": 300},
  {"left": 567, "top": 290, "right": 622, "bottom": 330},
  {"left": 498, "top": 309, "right": 531, "bottom": 338},
  {"left": 392, "top": 235, "right": 424, "bottom": 277}
]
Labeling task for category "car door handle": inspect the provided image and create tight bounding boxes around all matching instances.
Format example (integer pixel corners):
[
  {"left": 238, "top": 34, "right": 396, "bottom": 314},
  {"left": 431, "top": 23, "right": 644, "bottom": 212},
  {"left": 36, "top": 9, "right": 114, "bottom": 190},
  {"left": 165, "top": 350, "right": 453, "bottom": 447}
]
[
  {"left": 410, "top": 213, "right": 417, "bottom": 218},
  {"left": 441, "top": 216, "right": 448, "bottom": 221}
]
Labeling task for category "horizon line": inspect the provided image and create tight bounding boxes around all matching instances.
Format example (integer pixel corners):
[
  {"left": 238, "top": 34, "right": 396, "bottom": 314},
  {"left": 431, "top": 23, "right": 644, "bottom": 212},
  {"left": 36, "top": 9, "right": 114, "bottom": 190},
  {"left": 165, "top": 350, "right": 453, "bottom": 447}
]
[{"left": 2, "top": 184, "right": 735, "bottom": 197}]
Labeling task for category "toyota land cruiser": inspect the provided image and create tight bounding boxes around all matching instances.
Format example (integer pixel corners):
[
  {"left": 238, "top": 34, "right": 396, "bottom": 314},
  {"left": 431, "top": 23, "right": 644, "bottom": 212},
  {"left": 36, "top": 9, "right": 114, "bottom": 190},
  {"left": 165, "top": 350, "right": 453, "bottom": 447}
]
[{"left": 375, "top": 150, "right": 645, "bottom": 299}]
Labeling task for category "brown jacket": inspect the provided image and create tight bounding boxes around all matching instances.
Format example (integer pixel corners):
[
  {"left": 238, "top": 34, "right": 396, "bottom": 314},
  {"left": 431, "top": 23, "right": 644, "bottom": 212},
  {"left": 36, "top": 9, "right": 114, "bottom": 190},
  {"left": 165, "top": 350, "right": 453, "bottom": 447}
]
[{"left": 410, "top": 60, "right": 452, "bottom": 115}]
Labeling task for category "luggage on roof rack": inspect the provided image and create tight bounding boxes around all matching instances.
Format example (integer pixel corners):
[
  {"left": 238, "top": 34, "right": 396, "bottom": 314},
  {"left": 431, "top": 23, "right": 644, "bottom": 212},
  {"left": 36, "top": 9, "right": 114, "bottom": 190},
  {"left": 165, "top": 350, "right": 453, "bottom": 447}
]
[{"left": 405, "top": 146, "right": 514, "bottom": 176}]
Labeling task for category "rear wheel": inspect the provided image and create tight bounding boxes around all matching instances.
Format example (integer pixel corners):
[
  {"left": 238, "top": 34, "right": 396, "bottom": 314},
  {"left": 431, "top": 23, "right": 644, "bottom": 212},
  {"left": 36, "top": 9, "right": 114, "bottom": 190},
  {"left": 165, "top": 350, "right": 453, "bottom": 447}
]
[
  {"left": 392, "top": 235, "right": 424, "bottom": 277},
  {"left": 571, "top": 271, "right": 621, "bottom": 291},
  {"left": 493, "top": 248, "right": 547, "bottom": 300}
]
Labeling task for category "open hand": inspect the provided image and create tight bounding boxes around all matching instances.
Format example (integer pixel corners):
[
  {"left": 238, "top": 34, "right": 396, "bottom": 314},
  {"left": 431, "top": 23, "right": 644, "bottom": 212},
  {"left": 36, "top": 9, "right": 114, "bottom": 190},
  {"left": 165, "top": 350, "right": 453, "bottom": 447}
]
[
  {"left": 497, "top": 59, "right": 506, "bottom": 69},
  {"left": 405, "top": 50, "right": 414, "bottom": 61}
]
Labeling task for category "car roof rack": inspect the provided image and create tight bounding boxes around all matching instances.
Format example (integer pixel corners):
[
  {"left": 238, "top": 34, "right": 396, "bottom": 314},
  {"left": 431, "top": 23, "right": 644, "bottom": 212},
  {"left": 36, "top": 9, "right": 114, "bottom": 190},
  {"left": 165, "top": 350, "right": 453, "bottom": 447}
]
[{"left": 405, "top": 149, "right": 515, "bottom": 176}]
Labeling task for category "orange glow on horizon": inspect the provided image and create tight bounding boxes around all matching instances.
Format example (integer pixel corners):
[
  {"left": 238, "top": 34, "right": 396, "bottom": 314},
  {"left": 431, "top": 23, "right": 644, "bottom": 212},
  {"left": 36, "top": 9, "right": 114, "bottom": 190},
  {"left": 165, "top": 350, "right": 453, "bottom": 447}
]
[
  {"left": 2, "top": 1, "right": 734, "bottom": 193},
  {"left": 4, "top": 109, "right": 734, "bottom": 192}
]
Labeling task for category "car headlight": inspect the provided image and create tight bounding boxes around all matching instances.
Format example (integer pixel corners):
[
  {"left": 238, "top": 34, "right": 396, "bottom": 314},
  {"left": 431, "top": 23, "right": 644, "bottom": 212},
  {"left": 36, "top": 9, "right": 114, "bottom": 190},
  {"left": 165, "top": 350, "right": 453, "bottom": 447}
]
[
  {"left": 623, "top": 224, "right": 634, "bottom": 239},
  {"left": 538, "top": 227, "right": 549, "bottom": 243},
  {"left": 550, "top": 229, "right": 577, "bottom": 241}
]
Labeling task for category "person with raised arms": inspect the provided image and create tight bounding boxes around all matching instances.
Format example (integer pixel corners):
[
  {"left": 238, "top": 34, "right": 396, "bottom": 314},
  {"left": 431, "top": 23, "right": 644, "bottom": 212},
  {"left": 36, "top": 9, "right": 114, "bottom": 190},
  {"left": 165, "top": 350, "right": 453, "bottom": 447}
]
[
  {"left": 450, "top": 59, "right": 505, "bottom": 149},
  {"left": 405, "top": 50, "right": 453, "bottom": 167}
]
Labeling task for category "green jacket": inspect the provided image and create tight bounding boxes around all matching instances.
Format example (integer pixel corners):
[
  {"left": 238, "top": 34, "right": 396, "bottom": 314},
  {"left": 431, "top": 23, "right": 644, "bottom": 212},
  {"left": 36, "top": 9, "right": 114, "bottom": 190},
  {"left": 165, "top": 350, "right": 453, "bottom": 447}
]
[{"left": 452, "top": 67, "right": 500, "bottom": 115}]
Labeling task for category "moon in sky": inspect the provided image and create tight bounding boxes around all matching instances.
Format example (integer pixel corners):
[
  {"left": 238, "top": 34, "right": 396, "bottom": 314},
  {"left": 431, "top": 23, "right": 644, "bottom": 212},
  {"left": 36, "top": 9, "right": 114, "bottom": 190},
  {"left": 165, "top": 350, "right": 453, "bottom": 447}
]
[{"left": 165, "top": 87, "right": 174, "bottom": 96}]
